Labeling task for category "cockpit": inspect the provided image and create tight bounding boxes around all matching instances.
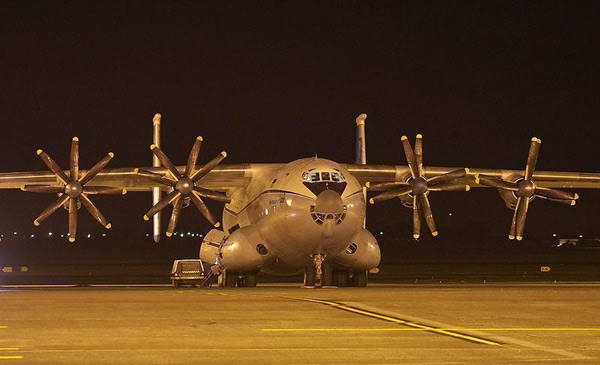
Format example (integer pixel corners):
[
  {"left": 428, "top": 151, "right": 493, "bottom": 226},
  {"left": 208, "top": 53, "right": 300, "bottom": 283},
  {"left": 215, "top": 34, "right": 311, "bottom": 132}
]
[{"left": 302, "top": 169, "right": 346, "bottom": 183}]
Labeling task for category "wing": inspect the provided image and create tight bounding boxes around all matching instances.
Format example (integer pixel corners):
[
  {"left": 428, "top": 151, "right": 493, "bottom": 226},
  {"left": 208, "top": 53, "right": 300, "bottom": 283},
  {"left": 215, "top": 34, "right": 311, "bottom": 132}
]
[
  {"left": 0, "top": 164, "right": 282, "bottom": 192},
  {"left": 345, "top": 164, "right": 600, "bottom": 189}
]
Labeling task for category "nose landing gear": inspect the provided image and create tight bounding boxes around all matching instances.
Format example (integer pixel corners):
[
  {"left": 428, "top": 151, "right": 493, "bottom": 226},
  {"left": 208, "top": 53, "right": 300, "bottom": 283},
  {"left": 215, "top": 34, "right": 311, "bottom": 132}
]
[{"left": 304, "top": 254, "right": 326, "bottom": 287}]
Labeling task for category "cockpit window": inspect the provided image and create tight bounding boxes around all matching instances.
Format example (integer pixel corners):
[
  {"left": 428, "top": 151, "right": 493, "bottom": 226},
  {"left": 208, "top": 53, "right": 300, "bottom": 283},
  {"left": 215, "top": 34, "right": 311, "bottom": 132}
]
[{"left": 305, "top": 170, "right": 345, "bottom": 182}]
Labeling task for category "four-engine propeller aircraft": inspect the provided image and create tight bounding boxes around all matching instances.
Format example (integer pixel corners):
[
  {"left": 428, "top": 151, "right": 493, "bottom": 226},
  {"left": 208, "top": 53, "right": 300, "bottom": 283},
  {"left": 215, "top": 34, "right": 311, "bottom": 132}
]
[{"left": 1, "top": 113, "right": 600, "bottom": 287}]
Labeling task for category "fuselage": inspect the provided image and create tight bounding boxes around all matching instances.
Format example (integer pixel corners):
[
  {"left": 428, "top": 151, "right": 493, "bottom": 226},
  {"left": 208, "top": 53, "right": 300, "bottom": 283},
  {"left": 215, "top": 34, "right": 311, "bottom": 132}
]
[{"left": 217, "top": 157, "right": 380, "bottom": 275}]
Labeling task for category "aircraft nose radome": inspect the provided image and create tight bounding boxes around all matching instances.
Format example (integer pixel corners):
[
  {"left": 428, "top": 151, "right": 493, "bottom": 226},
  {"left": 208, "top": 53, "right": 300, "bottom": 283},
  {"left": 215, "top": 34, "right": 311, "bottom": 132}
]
[{"left": 314, "top": 190, "right": 344, "bottom": 214}]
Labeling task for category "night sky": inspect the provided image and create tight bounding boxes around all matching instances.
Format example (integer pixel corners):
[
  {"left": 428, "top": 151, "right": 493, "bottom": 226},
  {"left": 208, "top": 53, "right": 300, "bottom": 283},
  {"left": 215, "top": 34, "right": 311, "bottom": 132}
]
[{"left": 1, "top": 1, "right": 600, "bottom": 243}]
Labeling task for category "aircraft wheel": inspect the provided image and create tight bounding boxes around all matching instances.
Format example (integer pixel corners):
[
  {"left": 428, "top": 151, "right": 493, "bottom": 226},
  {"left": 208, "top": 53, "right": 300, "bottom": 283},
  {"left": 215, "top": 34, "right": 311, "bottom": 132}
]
[
  {"left": 245, "top": 272, "right": 257, "bottom": 287},
  {"left": 222, "top": 270, "right": 237, "bottom": 287},
  {"left": 322, "top": 264, "right": 334, "bottom": 286},
  {"left": 336, "top": 271, "right": 349, "bottom": 287},
  {"left": 352, "top": 270, "right": 368, "bottom": 287},
  {"left": 304, "top": 266, "right": 316, "bottom": 287}
]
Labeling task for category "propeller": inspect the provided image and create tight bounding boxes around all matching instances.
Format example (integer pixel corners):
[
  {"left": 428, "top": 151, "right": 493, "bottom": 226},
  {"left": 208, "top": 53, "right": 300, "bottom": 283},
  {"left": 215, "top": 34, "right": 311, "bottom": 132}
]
[
  {"left": 138, "top": 136, "right": 230, "bottom": 237},
  {"left": 476, "top": 137, "right": 578, "bottom": 240},
  {"left": 21, "top": 137, "right": 125, "bottom": 242},
  {"left": 368, "top": 134, "right": 470, "bottom": 239}
]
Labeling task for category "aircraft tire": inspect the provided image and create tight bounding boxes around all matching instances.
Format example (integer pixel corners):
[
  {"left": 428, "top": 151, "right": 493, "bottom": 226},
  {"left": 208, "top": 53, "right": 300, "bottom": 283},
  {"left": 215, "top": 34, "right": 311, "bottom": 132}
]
[
  {"left": 322, "top": 264, "right": 334, "bottom": 286},
  {"left": 223, "top": 270, "right": 237, "bottom": 287},
  {"left": 336, "top": 271, "right": 349, "bottom": 287},
  {"left": 352, "top": 270, "right": 368, "bottom": 287},
  {"left": 303, "top": 266, "right": 316, "bottom": 287},
  {"left": 245, "top": 272, "right": 257, "bottom": 287}
]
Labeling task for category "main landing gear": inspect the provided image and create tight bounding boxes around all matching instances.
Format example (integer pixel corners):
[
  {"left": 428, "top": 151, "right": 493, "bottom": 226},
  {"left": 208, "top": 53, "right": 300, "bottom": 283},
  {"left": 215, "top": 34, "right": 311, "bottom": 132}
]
[{"left": 218, "top": 270, "right": 258, "bottom": 288}]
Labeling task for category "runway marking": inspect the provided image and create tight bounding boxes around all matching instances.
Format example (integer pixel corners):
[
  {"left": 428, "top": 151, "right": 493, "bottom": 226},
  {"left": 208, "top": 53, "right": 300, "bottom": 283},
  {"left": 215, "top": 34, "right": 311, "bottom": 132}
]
[
  {"left": 0, "top": 326, "right": 7, "bottom": 329},
  {"left": 0, "top": 356, "right": 22, "bottom": 360},
  {"left": 263, "top": 327, "right": 600, "bottom": 332},
  {"left": 301, "top": 299, "right": 502, "bottom": 346},
  {"left": 0, "top": 349, "right": 19, "bottom": 351}
]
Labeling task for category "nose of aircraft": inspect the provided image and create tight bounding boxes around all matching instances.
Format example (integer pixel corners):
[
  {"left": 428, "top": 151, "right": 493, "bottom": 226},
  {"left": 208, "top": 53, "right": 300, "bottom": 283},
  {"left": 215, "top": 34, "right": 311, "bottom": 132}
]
[{"left": 314, "top": 189, "right": 344, "bottom": 215}]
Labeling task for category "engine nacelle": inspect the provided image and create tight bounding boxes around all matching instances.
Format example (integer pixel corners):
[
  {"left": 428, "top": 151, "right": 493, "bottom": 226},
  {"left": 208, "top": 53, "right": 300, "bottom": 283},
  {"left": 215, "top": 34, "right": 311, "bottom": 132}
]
[
  {"left": 220, "top": 226, "right": 274, "bottom": 272},
  {"left": 199, "top": 229, "right": 226, "bottom": 264},
  {"left": 329, "top": 229, "right": 380, "bottom": 270}
]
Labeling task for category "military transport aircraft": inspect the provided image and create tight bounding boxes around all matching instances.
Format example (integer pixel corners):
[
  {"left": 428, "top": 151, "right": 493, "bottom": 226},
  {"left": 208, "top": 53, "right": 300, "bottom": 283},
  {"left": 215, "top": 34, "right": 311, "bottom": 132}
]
[{"left": 1, "top": 113, "right": 599, "bottom": 287}]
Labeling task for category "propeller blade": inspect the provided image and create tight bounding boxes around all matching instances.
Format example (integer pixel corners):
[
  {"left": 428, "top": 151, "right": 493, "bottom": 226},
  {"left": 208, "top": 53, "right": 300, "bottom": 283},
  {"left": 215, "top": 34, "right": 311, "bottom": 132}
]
[
  {"left": 144, "top": 190, "right": 181, "bottom": 220},
  {"left": 429, "top": 183, "right": 471, "bottom": 192},
  {"left": 427, "top": 168, "right": 468, "bottom": 186},
  {"left": 412, "top": 195, "right": 421, "bottom": 239},
  {"left": 477, "top": 174, "right": 518, "bottom": 191},
  {"left": 194, "top": 187, "right": 231, "bottom": 203},
  {"left": 134, "top": 168, "right": 176, "bottom": 187},
  {"left": 79, "top": 193, "right": 110, "bottom": 228},
  {"left": 166, "top": 196, "right": 183, "bottom": 237},
  {"left": 79, "top": 152, "right": 114, "bottom": 185},
  {"left": 509, "top": 197, "right": 520, "bottom": 240},
  {"left": 400, "top": 136, "right": 418, "bottom": 179},
  {"left": 536, "top": 194, "right": 577, "bottom": 205},
  {"left": 369, "top": 185, "right": 413, "bottom": 204},
  {"left": 33, "top": 194, "right": 70, "bottom": 226},
  {"left": 365, "top": 181, "right": 409, "bottom": 191},
  {"left": 150, "top": 145, "right": 181, "bottom": 179},
  {"left": 37, "top": 150, "right": 70, "bottom": 185},
  {"left": 535, "top": 187, "right": 578, "bottom": 201},
  {"left": 417, "top": 194, "right": 437, "bottom": 236},
  {"left": 191, "top": 151, "right": 227, "bottom": 182},
  {"left": 414, "top": 134, "right": 424, "bottom": 177},
  {"left": 515, "top": 195, "right": 530, "bottom": 240},
  {"left": 21, "top": 185, "right": 64, "bottom": 193},
  {"left": 68, "top": 197, "right": 78, "bottom": 242},
  {"left": 190, "top": 190, "right": 219, "bottom": 227},
  {"left": 185, "top": 136, "right": 203, "bottom": 177},
  {"left": 70, "top": 137, "right": 79, "bottom": 181},
  {"left": 83, "top": 186, "right": 127, "bottom": 195},
  {"left": 524, "top": 137, "right": 541, "bottom": 181}
]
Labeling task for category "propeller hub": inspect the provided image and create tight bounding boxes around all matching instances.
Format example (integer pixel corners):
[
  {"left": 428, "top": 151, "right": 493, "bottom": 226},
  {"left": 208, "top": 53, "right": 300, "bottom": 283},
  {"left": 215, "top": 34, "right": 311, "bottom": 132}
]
[
  {"left": 411, "top": 177, "right": 428, "bottom": 195},
  {"left": 175, "top": 177, "right": 194, "bottom": 195},
  {"left": 64, "top": 181, "right": 83, "bottom": 198},
  {"left": 517, "top": 180, "right": 536, "bottom": 197}
]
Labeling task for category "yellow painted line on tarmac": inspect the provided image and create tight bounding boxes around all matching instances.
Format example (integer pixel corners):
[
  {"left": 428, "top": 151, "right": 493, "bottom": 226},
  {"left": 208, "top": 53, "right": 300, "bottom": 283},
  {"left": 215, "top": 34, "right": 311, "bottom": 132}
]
[
  {"left": 263, "top": 327, "right": 600, "bottom": 332},
  {"left": 0, "top": 356, "right": 22, "bottom": 360},
  {"left": 301, "top": 298, "right": 502, "bottom": 346},
  {"left": 0, "top": 349, "right": 19, "bottom": 351},
  {"left": 0, "top": 326, "right": 7, "bottom": 329}
]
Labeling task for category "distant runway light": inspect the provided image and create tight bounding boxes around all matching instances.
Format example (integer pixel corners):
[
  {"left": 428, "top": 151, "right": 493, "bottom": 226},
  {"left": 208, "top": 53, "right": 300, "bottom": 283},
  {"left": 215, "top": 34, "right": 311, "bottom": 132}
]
[
  {"left": 87, "top": 234, "right": 91, "bottom": 238},
  {"left": 146, "top": 233, "right": 150, "bottom": 237},
  {"left": 579, "top": 234, "right": 584, "bottom": 238},
  {"left": 180, "top": 233, "right": 184, "bottom": 238},
  {"left": 552, "top": 233, "right": 557, "bottom": 237},
  {"left": 60, "top": 234, "right": 64, "bottom": 238},
  {"left": 31, "top": 234, "right": 35, "bottom": 238},
  {"left": 48, "top": 232, "right": 53, "bottom": 236},
  {"left": 102, "top": 233, "right": 107, "bottom": 237},
  {"left": 379, "top": 231, "right": 384, "bottom": 236},
  {"left": 448, "top": 212, "right": 453, "bottom": 216},
  {"left": 14, "top": 232, "right": 17, "bottom": 235}
]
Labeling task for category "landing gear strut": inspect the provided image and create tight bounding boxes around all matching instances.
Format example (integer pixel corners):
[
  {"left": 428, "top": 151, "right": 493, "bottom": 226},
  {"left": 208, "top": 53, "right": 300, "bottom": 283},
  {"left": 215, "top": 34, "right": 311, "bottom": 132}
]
[{"left": 304, "top": 254, "right": 326, "bottom": 287}]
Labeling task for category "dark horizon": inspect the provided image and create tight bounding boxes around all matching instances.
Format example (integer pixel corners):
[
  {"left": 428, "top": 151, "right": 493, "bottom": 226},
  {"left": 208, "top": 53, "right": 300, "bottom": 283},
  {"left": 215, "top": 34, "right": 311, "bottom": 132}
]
[{"left": 2, "top": 1, "right": 600, "bottom": 243}]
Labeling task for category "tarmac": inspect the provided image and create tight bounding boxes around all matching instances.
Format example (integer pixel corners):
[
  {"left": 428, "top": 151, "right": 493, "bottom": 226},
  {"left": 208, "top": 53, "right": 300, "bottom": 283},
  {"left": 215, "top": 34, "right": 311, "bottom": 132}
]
[{"left": 1, "top": 283, "right": 600, "bottom": 364}]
